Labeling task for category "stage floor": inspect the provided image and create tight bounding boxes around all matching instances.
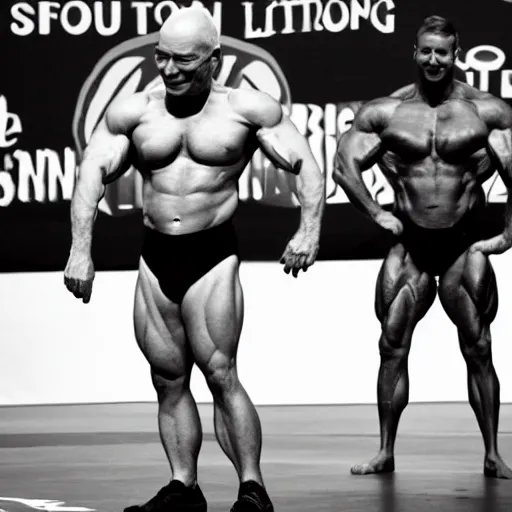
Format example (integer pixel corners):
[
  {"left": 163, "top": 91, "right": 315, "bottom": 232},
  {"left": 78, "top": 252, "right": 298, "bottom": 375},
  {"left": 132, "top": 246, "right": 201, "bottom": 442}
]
[{"left": 0, "top": 402, "right": 511, "bottom": 511}]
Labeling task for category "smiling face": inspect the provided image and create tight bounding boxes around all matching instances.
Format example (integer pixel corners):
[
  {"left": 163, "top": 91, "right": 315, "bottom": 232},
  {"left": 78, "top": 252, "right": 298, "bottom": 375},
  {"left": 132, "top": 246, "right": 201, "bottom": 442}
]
[
  {"left": 414, "top": 32, "right": 457, "bottom": 83},
  {"left": 155, "top": 8, "right": 220, "bottom": 97}
]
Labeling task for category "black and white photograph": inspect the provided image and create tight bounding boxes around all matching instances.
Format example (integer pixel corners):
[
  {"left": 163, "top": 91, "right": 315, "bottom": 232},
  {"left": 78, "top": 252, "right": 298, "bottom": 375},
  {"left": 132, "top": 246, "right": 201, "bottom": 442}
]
[{"left": 2, "top": 0, "right": 512, "bottom": 510}]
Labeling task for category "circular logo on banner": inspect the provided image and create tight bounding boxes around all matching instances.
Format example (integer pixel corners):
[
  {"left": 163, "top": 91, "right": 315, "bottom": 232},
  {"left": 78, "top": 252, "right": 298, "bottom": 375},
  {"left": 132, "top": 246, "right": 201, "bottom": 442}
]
[{"left": 72, "top": 33, "right": 295, "bottom": 216}]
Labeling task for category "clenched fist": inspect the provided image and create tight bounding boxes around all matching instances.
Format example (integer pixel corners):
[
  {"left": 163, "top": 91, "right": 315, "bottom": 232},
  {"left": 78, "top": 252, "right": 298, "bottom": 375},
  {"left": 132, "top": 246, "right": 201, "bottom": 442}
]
[{"left": 64, "top": 250, "right": 95, "bottom": 304}]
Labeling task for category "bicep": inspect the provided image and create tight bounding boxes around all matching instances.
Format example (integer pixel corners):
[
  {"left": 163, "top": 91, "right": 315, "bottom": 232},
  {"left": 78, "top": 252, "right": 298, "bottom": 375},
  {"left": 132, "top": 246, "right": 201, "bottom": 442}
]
[
  {"left": 336, "top": 126, "right": 382, "bottom": 171},
  {"left": 258, "top": 114, "right": 313, "bottom": 155},
  {"left": 80, "top": 118, "right": 131, "bottom": 183},
  {"left": 256, "top": 113, "right": 320, "bottom": 175}
]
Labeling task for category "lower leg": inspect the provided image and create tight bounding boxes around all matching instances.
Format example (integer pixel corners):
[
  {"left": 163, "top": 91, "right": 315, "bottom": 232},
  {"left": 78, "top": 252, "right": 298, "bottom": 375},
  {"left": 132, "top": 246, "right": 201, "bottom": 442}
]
[
  {"left": 154, "top": 373, "right": 203, "bottom": 487},
  {"left": 208, "top": 367, "right": 264, "bottom": 485},
  {"left": 378, "top": 348, "right": 410, "bottom": 455},
  {"left": 462, "top": 331, "right": 512, "bottom": 478},
  {"left": 351, "top": 340, "right": 410, "bottom": 475}
]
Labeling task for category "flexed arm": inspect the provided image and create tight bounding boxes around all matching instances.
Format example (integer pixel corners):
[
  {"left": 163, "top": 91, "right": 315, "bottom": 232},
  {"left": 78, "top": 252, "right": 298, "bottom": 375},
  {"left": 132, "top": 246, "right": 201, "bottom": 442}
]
[
  {"left": 334, "top": 99, "right": 402, "bottom": 235},
  {"left": 472, "top": 126, "right": 512, "bottom": 255}
]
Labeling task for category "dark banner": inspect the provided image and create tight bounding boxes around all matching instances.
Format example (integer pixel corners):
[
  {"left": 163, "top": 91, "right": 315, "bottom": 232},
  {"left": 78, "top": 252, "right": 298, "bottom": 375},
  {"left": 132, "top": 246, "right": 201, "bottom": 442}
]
[{"left": 1, "top": 0, "right": 511, "bottom": 271}]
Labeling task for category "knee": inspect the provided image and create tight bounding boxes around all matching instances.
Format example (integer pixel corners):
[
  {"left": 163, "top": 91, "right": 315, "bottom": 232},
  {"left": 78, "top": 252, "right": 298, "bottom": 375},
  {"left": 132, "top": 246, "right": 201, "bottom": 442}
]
[
  {"left": 379, "top": 314, "right": 411, "bottom": 356},
  {"left": 379, "top": 333, "right": 409, "bottom": 360},
  {"left": 151, "top": 369, "right": 190, "bottom": 403},
  {"left": 202, "top": 352, "right": 238, "bottom": 396},
  {"left": 460, "top": 329, "right": 491, "bottom": 362}
]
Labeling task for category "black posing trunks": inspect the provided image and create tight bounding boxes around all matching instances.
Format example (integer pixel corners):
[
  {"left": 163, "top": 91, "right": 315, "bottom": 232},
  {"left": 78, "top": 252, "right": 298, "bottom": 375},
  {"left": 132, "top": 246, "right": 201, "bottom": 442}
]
[
  {"left": 141, "top": 220, "right": 239, "bottom": 304},
  {"left": 395, "top": 207, "right": 486, "bottom": 277}
]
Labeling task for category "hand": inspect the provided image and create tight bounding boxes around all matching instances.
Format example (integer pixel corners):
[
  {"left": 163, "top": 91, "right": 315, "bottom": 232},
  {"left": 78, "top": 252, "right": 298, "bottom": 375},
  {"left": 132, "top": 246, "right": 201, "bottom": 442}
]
[
  {"left": 373, "top": 210, "right": 403, "bottom": 236},
  {"left": 64, "top": 249, "right": 95, "bottom": 303},
  {"left": 469, "top": 233, "right": 512, "bottom": 256},
  {"left": 280, "top": 229, "right": 319, "bottom": 278}
]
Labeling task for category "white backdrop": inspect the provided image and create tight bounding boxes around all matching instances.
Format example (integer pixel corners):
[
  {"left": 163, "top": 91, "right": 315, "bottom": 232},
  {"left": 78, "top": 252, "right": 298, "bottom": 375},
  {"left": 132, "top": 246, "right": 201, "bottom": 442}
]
[{"left": 1, "top": 253, "right": 512, "bottom": 406}]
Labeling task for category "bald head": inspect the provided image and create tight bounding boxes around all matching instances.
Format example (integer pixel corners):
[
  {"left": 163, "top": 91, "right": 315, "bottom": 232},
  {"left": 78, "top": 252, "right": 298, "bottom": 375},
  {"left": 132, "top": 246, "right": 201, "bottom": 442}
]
[
  {"left": 159, "top": 7, "right": 220, "bottom": 56},
  {"left": 155, "top": 7, "right": 221, "bottom": 97}
]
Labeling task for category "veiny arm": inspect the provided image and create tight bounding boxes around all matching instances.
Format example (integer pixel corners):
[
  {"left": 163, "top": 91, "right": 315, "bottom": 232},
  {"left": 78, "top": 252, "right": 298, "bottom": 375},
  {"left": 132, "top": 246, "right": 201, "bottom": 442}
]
[
  {"left": 231, "top": 89, "right": 325, "bottom": 275},
  {"left": 70, "top": 96, "right": 141, "bottom": 254},
  {"left": 470, "top": 97, "right": 512, "bottom": 255},
  {"left": 333, "top": 100, "right": 387, "bottom": 221},
  {"left": 65, "top": 94, "right": 143, "bottom": 302}
]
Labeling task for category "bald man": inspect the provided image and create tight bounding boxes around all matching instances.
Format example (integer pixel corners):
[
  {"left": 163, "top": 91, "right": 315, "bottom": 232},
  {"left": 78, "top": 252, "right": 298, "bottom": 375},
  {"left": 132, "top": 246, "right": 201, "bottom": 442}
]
[{"left": 64, "top": 6, "right": 324, "bottom": 512}]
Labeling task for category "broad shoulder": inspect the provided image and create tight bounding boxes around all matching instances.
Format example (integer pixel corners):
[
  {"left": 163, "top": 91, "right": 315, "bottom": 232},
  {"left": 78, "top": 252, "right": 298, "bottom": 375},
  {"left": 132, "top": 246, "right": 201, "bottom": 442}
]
[
  {"left": 105, "top": 91, "right": 150, "bottom": 134},
  {"left": 448, "top": 81, "right": 512, "bottom": 128},
  {"left": 470, "top": 95, "right": 512, "bottom": 130},
  {"left": 390, "top": 83, "right": 417, "bottom": 100},
  {"left": 227, "top": 87, "right": 283, "bottom": 128},
  {"left": 353, "top": 96, "right": 402, "bottom": 133}
]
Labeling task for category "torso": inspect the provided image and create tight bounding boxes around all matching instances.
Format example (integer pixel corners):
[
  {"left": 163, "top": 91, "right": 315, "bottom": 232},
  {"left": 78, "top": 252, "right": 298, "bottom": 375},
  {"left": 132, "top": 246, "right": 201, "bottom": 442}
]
[
  {"left": 129, "top": 85, "right": 256, "bottom": 234},
  {"left": 377, "top": 82, "right": 501, "bottom": 228}
]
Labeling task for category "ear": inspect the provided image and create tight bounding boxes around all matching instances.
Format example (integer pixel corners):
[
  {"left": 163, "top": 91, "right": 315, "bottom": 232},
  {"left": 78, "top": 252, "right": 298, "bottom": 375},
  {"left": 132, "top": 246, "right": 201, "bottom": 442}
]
[
  {"left": 211, "top": 47, "right": 222, "bottom": 63},
  {"left": 413, "top": 45, "right": 417, "bottom": 59},
  {"left": 211, "top": 47, "right": 222, "bottom": 76}
]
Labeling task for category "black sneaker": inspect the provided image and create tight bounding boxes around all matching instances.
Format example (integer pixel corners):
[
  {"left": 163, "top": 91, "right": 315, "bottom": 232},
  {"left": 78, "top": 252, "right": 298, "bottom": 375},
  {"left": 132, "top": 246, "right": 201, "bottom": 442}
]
[
  {"left": 230, "top": 481, "right": 274, "bottom": 512},
  {"left": 124, "top": 480, "right": 207, "bottom": 512}
]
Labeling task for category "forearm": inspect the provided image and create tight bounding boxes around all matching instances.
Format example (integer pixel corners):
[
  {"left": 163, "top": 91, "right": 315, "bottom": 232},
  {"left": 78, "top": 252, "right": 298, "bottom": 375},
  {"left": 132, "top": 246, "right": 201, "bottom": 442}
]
[
  {"left": 296, "top": 168, "right": 325, "bottom": 235},
  {"left": 333, "top": 158, "right": 384, "bottom": 220},
  {"left": 70, "top": 162, "right": 106, "bottom": 253}
]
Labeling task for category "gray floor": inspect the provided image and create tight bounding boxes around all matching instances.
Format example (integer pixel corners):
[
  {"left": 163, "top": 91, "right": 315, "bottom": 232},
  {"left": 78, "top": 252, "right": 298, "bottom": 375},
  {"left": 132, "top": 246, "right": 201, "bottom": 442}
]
[{"left": 0, "top": 402, "right": 511, "bottom": 511}]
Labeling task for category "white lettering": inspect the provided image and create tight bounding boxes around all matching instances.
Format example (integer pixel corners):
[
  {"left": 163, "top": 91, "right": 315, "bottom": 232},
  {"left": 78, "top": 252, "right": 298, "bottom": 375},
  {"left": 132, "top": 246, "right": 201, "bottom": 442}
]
[
  {"left": 16, "top": 150, "right": 47, "bottom": 203},
  {"left": 48, "top": 148, "right": 77, "bottom": 201},
  {"left": 244, "top": 0, "right": 395, "bottom": 39},
  {"left": 350, "top": 0, "right": 370, "bottom": 30},
  {"left": 281, "top": 0, "right": 296, "bottom": 35},
  {"left": 94, "top": 1, "right": 121, "bottom": 36},
  {"left": 501, "top": 70, "right": 512, "bottom": 98},
  {"left": 370, "top": 0, "right": 395, "bottom": 34},
  {"left": 307, "top": 103, "right": 326, "bottom": 172},
  {"left": 458, "top": 45, "right": 506, "bottom": 92},
  {"left": 1, "top": 149, "right": 76, "bottom": 206},
  {"left": 12, "top": 0, "right": 125, "bottom": 35},
  {"left": 0, "top": 155, "right": 16, "bottom": 207},
  {"left": 210, "top": 2, "right": 223, "bottom": 35},
  {"left": 39, "top": 2, "right": 60, "bottom": 35},
  {"left": 322, "top": 0, "right": 350, "bottom": 33},
  {"left": 243, "top": 1, "right": 277, "bottom": 39},
  {"left": 154, "top": 1, "right": 179, "bottom": 25},
  {"left": 0, "top": 96, "right": 22, "bottom": 149},
  {"left": 337, "top": 106, "right": 355, "bottom": 134},
  {"left": 10, "top": 2, "right": 35, "bottom": 36},
  {"left": 131, "top": 1, "right": 152, "bottom": 35},
  {"left": 323, "top": 103, "right": 337, "bottom": 192},
  {"left": 0, "top": 497, "right": 94, "bottom": 512},
  {"left": 61, "top": 1, "right": 93, "bottom": 36}
]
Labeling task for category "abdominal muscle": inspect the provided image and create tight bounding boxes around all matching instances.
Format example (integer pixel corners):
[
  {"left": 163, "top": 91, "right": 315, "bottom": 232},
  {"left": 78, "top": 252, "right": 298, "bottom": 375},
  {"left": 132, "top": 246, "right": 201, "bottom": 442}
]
[
  {"left": 141, "top": 156, "right": 242, "bottom": 235},
  {"left": 388, "top": 157, "right": 488, "bottom": 229}
]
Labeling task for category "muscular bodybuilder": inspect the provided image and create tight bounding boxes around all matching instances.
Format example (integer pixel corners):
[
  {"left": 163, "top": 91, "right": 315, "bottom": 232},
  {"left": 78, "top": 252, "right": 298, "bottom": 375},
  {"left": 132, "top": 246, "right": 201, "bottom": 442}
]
[
  {"left": 64, "top": 6, "right": 324, "bottom": 511},
  {"left": 334, "top": 15, "right": 512, "bottom": 478}
]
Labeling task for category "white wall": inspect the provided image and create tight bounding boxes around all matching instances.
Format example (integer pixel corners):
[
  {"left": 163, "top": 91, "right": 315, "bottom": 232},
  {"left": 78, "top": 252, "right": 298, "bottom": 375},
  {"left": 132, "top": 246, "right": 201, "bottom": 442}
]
[{"left": 2, "top": 253, "right": 512, "bottom": 406}]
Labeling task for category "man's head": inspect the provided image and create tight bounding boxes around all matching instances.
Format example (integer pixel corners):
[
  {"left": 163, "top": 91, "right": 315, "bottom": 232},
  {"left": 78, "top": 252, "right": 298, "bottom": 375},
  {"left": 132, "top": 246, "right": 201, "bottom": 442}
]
[
  {"left": 414, "top": 16, "right": 460, "bottom": 84},
  {"left": 155, "top": 7, "right": 221, "bottom": 96}
]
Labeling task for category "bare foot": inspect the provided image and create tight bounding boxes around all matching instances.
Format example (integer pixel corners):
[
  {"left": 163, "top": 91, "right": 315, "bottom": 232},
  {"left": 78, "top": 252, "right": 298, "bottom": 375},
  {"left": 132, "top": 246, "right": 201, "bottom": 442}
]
[
  {"left": 484, "top": 455, "right": 512, "bottom": 479},
  {"left": 350, "top": 452, "right": 395, "bottom": 475}
]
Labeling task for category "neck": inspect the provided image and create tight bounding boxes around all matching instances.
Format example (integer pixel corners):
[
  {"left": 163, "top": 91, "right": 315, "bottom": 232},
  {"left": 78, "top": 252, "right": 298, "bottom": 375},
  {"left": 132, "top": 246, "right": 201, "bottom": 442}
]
[
  {"left": 165, "top": 87, "right": 210, "bottom": 118},
  {"left": 417, "top": 74, "right": 455, "bottom": 106}
]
